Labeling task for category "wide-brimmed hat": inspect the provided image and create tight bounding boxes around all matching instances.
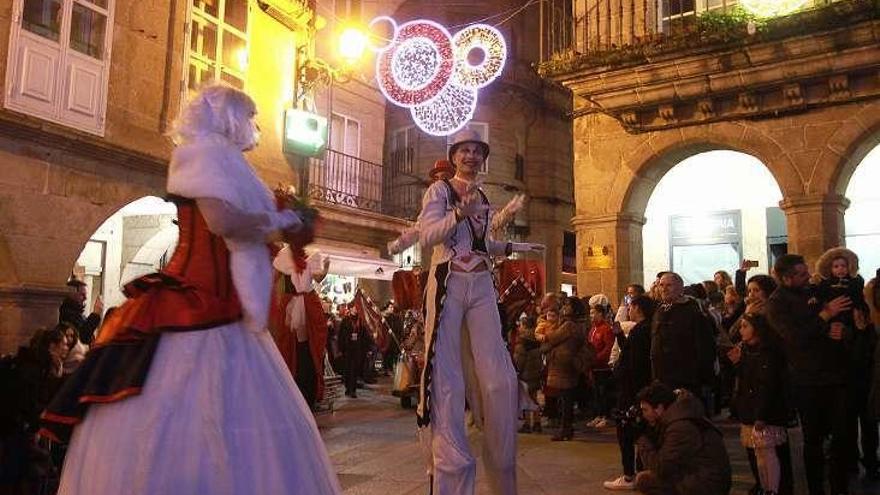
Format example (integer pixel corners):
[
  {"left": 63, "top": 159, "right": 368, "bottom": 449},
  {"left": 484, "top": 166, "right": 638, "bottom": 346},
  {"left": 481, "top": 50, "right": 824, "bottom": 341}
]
[
  {"left": 447, "top": 128, "right": 490, "bottom": 162},
  {"left": 428, "top": 159, "right": 455, "bottom": 180}
]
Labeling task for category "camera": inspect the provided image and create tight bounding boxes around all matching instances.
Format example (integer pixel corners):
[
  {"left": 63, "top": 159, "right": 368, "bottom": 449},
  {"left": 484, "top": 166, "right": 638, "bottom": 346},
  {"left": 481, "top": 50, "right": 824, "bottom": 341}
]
[{"left": 610, "top": 404, "right": 647, "bottom": 433}]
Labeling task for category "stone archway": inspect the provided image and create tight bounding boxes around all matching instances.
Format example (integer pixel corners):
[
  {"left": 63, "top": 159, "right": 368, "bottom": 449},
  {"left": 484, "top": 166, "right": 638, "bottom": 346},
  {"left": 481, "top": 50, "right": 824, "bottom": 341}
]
[{"left": 572, "top": 117, "right": 800, "bottom": 301}]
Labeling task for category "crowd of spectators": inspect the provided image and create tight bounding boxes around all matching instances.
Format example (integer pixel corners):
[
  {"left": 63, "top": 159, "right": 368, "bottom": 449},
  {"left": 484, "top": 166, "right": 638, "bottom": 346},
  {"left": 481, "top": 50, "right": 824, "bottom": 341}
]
[{"left": 508, "top": 248, "right": 880, "bottom": 495}]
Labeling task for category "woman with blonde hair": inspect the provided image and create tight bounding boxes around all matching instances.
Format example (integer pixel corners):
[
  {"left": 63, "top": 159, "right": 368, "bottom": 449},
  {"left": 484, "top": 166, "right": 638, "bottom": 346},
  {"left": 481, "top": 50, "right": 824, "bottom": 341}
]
[{"left": 41, "top": 84, "right": 341, "bottom": 494}]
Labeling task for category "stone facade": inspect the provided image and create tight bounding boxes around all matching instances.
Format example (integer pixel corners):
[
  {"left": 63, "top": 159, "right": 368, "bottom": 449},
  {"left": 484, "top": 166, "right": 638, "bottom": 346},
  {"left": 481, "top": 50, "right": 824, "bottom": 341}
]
[
  {"left": 0, "top": 0, "right": 408, "bottom": 353},
  {"left": 542, "top": 1, "right": 880, "bottom": 303}
]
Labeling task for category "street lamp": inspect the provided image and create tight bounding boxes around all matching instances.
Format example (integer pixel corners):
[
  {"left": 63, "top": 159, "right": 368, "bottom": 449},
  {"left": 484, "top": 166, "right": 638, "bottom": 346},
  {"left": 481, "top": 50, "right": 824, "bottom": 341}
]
[{"left": 287, "top": 24, "right": 368, "bottom": 192}]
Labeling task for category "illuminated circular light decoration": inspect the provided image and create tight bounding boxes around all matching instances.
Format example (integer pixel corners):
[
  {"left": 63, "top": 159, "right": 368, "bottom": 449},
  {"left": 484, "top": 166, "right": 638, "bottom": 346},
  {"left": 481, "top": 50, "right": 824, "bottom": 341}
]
[
  {"left": 376, "top": 20, "right": 454, "bottom": 108},
  {"left": 411, "top": 83, "right": 477, "bottom": 135},
  {"left": 452, "top": 24, "right": 507, "bottom": 89},
  {"left": 740, "top": 0, "right": 809, "bottom": 17},
  {"left": 372, "top": 17, "right": 507, "bottom": 136}
]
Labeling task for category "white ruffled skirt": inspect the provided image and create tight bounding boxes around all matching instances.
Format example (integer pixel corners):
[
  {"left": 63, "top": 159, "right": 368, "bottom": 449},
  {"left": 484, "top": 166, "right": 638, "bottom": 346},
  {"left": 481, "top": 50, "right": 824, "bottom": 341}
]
[{"left": 57, "top": 323, "right": 342, "bottom": 495}]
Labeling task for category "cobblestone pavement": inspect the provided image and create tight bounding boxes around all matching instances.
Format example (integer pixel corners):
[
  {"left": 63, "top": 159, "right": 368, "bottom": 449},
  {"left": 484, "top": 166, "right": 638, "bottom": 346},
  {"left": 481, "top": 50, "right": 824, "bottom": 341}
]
[{"left": 316, "top": 379, "right": 880, "bottom": 495}]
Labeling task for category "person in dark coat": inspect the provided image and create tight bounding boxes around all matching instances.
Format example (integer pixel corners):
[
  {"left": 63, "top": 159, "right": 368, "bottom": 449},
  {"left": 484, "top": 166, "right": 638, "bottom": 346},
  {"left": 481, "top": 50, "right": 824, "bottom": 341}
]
[
  {"left": 766, "top": 254, "right": 852, "bottom": 495},
  {"left": 539, "top": 297, "right": 586, "bottom": 441},
  {"left": 603, "top": 295, "right": 655, "bottom": 490},
  {"left": 0, "top": 326, "right": 67, "bottom": 493},
  {"left": 513, "top": 315, "right": 542, "bottom": 433},
  {"left": 651, "top": 273, "right": 717, "bottom": 397},
  {"left": 635, "top": 382, "right": 732, "bottom": 495},
  {"left": 731, "top": 313, "right": 793, "bottom": 495},
  {"left": 58, "top": 279, "right": 102, "bottom": 345},
  {"left": 338, "top": 304, "right": 368, "bottom": 398}
]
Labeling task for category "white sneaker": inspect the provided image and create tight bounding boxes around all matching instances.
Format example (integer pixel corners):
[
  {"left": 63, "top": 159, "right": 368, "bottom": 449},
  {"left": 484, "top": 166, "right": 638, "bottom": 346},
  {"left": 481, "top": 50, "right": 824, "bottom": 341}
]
[{"left": 603, "top": 475, "right": 635, "bottom": 490}]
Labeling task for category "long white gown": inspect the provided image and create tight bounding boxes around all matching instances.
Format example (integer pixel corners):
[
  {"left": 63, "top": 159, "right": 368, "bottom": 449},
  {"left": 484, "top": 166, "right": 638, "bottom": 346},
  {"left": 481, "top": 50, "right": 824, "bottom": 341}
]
[{"left": 56, "top": 135, "right": 342, "bottom": 495}]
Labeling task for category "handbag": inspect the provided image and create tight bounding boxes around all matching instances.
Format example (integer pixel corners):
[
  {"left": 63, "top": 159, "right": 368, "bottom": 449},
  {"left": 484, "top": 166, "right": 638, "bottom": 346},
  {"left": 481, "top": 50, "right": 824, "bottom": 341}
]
[{"left": 393, "top": 353, "right": 413, "bottom": 392}]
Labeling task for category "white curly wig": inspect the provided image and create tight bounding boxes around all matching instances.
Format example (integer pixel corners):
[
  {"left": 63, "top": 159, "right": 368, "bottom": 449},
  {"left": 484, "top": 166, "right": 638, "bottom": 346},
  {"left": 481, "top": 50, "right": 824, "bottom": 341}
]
[{"left": 172, "top": 82, "right": 259, "bottom": 149}]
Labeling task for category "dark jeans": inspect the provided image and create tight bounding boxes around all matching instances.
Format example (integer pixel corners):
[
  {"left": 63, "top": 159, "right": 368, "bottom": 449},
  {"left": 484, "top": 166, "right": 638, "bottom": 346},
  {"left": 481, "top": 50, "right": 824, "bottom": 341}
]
[
  {"left": 848, "top": 378, "right": 879, "bottom": 473},
  {"left": 559, "top": 388, "right": 575, "bottom": 432},
  {"left": 795, "top": 384, "right": 850, "bottom": 495},
  {"left": 617, "top": 421, "right": 643, "bottom": 477},
  {"left": 593, "top": 368, "right": 615, "bottom": 417},
  {"left": 295, "top": 340, "right": 317, "bottom": 408}
]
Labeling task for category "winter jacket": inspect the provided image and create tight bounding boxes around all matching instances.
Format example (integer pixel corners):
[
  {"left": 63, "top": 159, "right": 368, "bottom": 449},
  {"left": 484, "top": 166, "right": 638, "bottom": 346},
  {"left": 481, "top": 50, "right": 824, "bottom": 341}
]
[
  {"left": 58, "top": 297, "right": 101, "bottom": 345},
  {"left": 637, "top": 392, "right": 732, "bottom": 495},
  {"left": 766, "top": 285, "right": 847, "bottom": 387},
  {"left": 513, "top": 326, "right": 543, "bottom": 391},
  {"left": 588, "top": 320, "right": 614, "bottom": 370},
  {"left": 651, "top": 297, "right": 717, "bottom": 393},
  {"left": 543, "top": 319, "right": 582, "bottom": 390},
  {"left": 734, "top": 341, "right": 788, "bottom": 426},
  {"left": 613, "top": 319, "right": 651, "bottom": 407}
]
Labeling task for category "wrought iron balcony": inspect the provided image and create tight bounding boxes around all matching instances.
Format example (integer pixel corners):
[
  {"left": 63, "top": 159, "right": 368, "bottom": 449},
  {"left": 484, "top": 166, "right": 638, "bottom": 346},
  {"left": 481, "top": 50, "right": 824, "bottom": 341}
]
[
  {"left": 538, "top": 0, "right": 861, "bottom": 75},
  {"left": 308, "top": 149, "right": 384, "bottom": 214},
  {"left": 307, "top": 148, "right": 425, "bottom": 221}
]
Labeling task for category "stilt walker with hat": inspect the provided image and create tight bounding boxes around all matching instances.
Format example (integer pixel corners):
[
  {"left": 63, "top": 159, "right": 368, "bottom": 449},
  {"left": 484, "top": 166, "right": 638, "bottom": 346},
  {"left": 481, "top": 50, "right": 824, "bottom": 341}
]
[{"left": 412, "top": 129, "right": 544, "bottom": 495}]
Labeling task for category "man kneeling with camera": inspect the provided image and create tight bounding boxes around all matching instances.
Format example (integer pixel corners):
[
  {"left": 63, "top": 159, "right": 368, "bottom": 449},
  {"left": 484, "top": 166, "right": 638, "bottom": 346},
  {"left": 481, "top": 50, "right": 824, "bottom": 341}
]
[{"left": 635, "top": 382, "right": 732, "bottom": 495}]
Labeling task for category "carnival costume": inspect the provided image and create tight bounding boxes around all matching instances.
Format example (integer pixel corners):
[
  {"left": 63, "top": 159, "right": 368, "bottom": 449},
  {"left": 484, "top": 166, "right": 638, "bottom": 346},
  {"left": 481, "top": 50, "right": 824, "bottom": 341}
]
[
  {"left": 40, "top": 86, "right": 341, "bottom": 495},
  {"left": 271, "top": 247, "right": 328, "bottom": 406},
  {"left": 415, "top": 129, "right": 540, "bottom": 495}
]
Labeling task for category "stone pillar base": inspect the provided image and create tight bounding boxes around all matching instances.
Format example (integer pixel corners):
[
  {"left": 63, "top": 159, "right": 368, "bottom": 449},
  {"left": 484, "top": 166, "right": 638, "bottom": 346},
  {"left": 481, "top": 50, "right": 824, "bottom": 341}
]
[
  {"left": 0, "top": 285, "right": 68, "bottom": 354},
  {"left": 572, "top": 213, "right": 646, "bottom": 306}
]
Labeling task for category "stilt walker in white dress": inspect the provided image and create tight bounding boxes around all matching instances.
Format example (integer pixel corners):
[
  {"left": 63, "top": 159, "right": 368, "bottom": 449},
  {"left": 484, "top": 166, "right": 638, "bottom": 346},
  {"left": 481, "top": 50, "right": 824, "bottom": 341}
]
[
  {"left": 414, "top": 129, "right": 544, "bottom": 495},
  {"left": 40, "top": 84, "right": 342, "bottom": 495}
]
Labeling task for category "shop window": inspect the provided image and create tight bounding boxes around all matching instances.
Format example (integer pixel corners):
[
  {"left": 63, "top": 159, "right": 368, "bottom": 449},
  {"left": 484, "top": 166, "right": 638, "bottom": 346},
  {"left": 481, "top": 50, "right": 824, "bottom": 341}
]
[
  {"left": 185, "top": 0, "right": 249, "bottom": 93},
  {"left": 5, "top": 0, "right": 115, "bottom": 135},
  {"left": 669, "top": 210, "right": 742, "bottom": 284}
]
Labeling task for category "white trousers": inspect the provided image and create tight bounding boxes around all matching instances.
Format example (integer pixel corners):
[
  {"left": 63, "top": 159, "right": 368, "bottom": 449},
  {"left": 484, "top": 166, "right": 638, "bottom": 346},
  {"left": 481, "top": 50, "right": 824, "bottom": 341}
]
[{"left": 431, "top": 271, "right": 518, "bottom": 495}]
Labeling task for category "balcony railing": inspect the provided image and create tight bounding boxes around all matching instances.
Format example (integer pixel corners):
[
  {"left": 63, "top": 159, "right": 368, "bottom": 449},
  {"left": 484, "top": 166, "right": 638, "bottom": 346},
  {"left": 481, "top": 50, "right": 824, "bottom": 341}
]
[
  {"left": 308, "top": 149, "right": 383, "bottom": 214},
  {"left": 539, "top": 0, "right": 857, "bottom": 72},
  {"left": 307, "top": 148, "right": 425, "bottom": 221}
]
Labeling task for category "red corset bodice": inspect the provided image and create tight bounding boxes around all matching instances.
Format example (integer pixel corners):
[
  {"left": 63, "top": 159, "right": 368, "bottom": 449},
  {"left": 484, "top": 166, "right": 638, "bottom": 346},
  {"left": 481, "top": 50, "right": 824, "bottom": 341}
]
[{"left": 94, "top": 198, "right": 242, "bottom": 346}]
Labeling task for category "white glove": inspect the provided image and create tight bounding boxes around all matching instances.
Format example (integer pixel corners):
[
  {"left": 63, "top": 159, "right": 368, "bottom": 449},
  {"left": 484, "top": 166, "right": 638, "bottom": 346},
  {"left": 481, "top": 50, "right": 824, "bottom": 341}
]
[
  {"left": 273, "top": 209, "right": 302, "bottom": 231},
  {"left": 511, "top": 242, "right": 544, "bottom": 253}
]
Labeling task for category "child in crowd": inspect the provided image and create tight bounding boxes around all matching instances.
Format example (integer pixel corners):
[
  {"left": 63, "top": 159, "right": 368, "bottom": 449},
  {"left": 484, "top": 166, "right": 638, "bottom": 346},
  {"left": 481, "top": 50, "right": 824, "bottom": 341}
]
[
  {"left": 732, "top": 313, "right": 793, "bottom": 495},
  {"left": 513, "top": 314, "right": 543, "bottom": 433},
  {"left": 814, "top": 247, "right": 869, "bottom": 332}
]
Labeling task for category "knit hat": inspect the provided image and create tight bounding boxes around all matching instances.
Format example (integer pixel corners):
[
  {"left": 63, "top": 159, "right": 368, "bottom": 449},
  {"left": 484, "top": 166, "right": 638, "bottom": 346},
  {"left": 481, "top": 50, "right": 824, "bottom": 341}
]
[
  {"left": 588, "top": 293, "right": 610, "bottom": 309},
  {"left": 428, "top": 159, "right": 455, "bottom": 180}
]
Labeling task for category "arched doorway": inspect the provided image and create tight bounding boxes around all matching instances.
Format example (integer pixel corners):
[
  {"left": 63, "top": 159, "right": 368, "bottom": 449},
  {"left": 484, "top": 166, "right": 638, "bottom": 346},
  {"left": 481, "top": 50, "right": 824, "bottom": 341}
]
[
  {"left": 73, "top": 196, "right": 178, "bottom": 312},
  {"left": 844, "top": 144, "right": 880, "bottom": 281},
  {"left": 642, "top": 150, "right": 783, "bottom": 285}
]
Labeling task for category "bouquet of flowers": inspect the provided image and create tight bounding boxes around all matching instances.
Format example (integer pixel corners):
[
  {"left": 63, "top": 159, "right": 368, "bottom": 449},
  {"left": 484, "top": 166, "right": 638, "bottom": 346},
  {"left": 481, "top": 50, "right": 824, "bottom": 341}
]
[{"left": 274, "top": 184, "right": 320, "bottom": 271}]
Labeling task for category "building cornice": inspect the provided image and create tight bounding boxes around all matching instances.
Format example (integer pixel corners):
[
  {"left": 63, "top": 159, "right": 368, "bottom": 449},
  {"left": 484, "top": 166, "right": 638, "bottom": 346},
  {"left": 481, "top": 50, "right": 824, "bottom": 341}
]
[
  {"left": 552, "top": 16, "right": 880, "bottom": 133},
  {"left": 0, "top": 110, "right": 169, "bottom": 176}
]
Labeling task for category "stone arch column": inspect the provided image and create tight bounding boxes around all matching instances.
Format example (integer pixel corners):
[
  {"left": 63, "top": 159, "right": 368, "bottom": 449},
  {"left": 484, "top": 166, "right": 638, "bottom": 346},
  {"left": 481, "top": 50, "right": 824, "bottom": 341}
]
[
  {"left": 0, "top": 151, "right": 164, "bottom": 353},
  {"left": 573, "top": 119, "right": 800, "bottom": 301}
]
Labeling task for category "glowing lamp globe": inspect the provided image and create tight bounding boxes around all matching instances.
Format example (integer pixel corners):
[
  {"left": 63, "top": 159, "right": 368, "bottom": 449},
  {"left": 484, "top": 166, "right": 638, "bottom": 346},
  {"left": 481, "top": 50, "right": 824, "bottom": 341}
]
[{"left": 338, "top": 27, "right": 368, "bottom": 64}]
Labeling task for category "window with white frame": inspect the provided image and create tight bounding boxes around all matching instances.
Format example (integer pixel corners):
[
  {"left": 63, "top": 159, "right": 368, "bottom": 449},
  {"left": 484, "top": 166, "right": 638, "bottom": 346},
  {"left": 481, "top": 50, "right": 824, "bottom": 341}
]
[
  {"left": 448, "top": 121, "right": 489, "bottom": 174},
  {"left": 185, "top": 0, "right": 249, "bottom": 92},
  {"left": 5, "top": 0, "right": 115, "bottom": 135},
  {"left": 330, "top": 112, "right": 360, "bottom": 157}
]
